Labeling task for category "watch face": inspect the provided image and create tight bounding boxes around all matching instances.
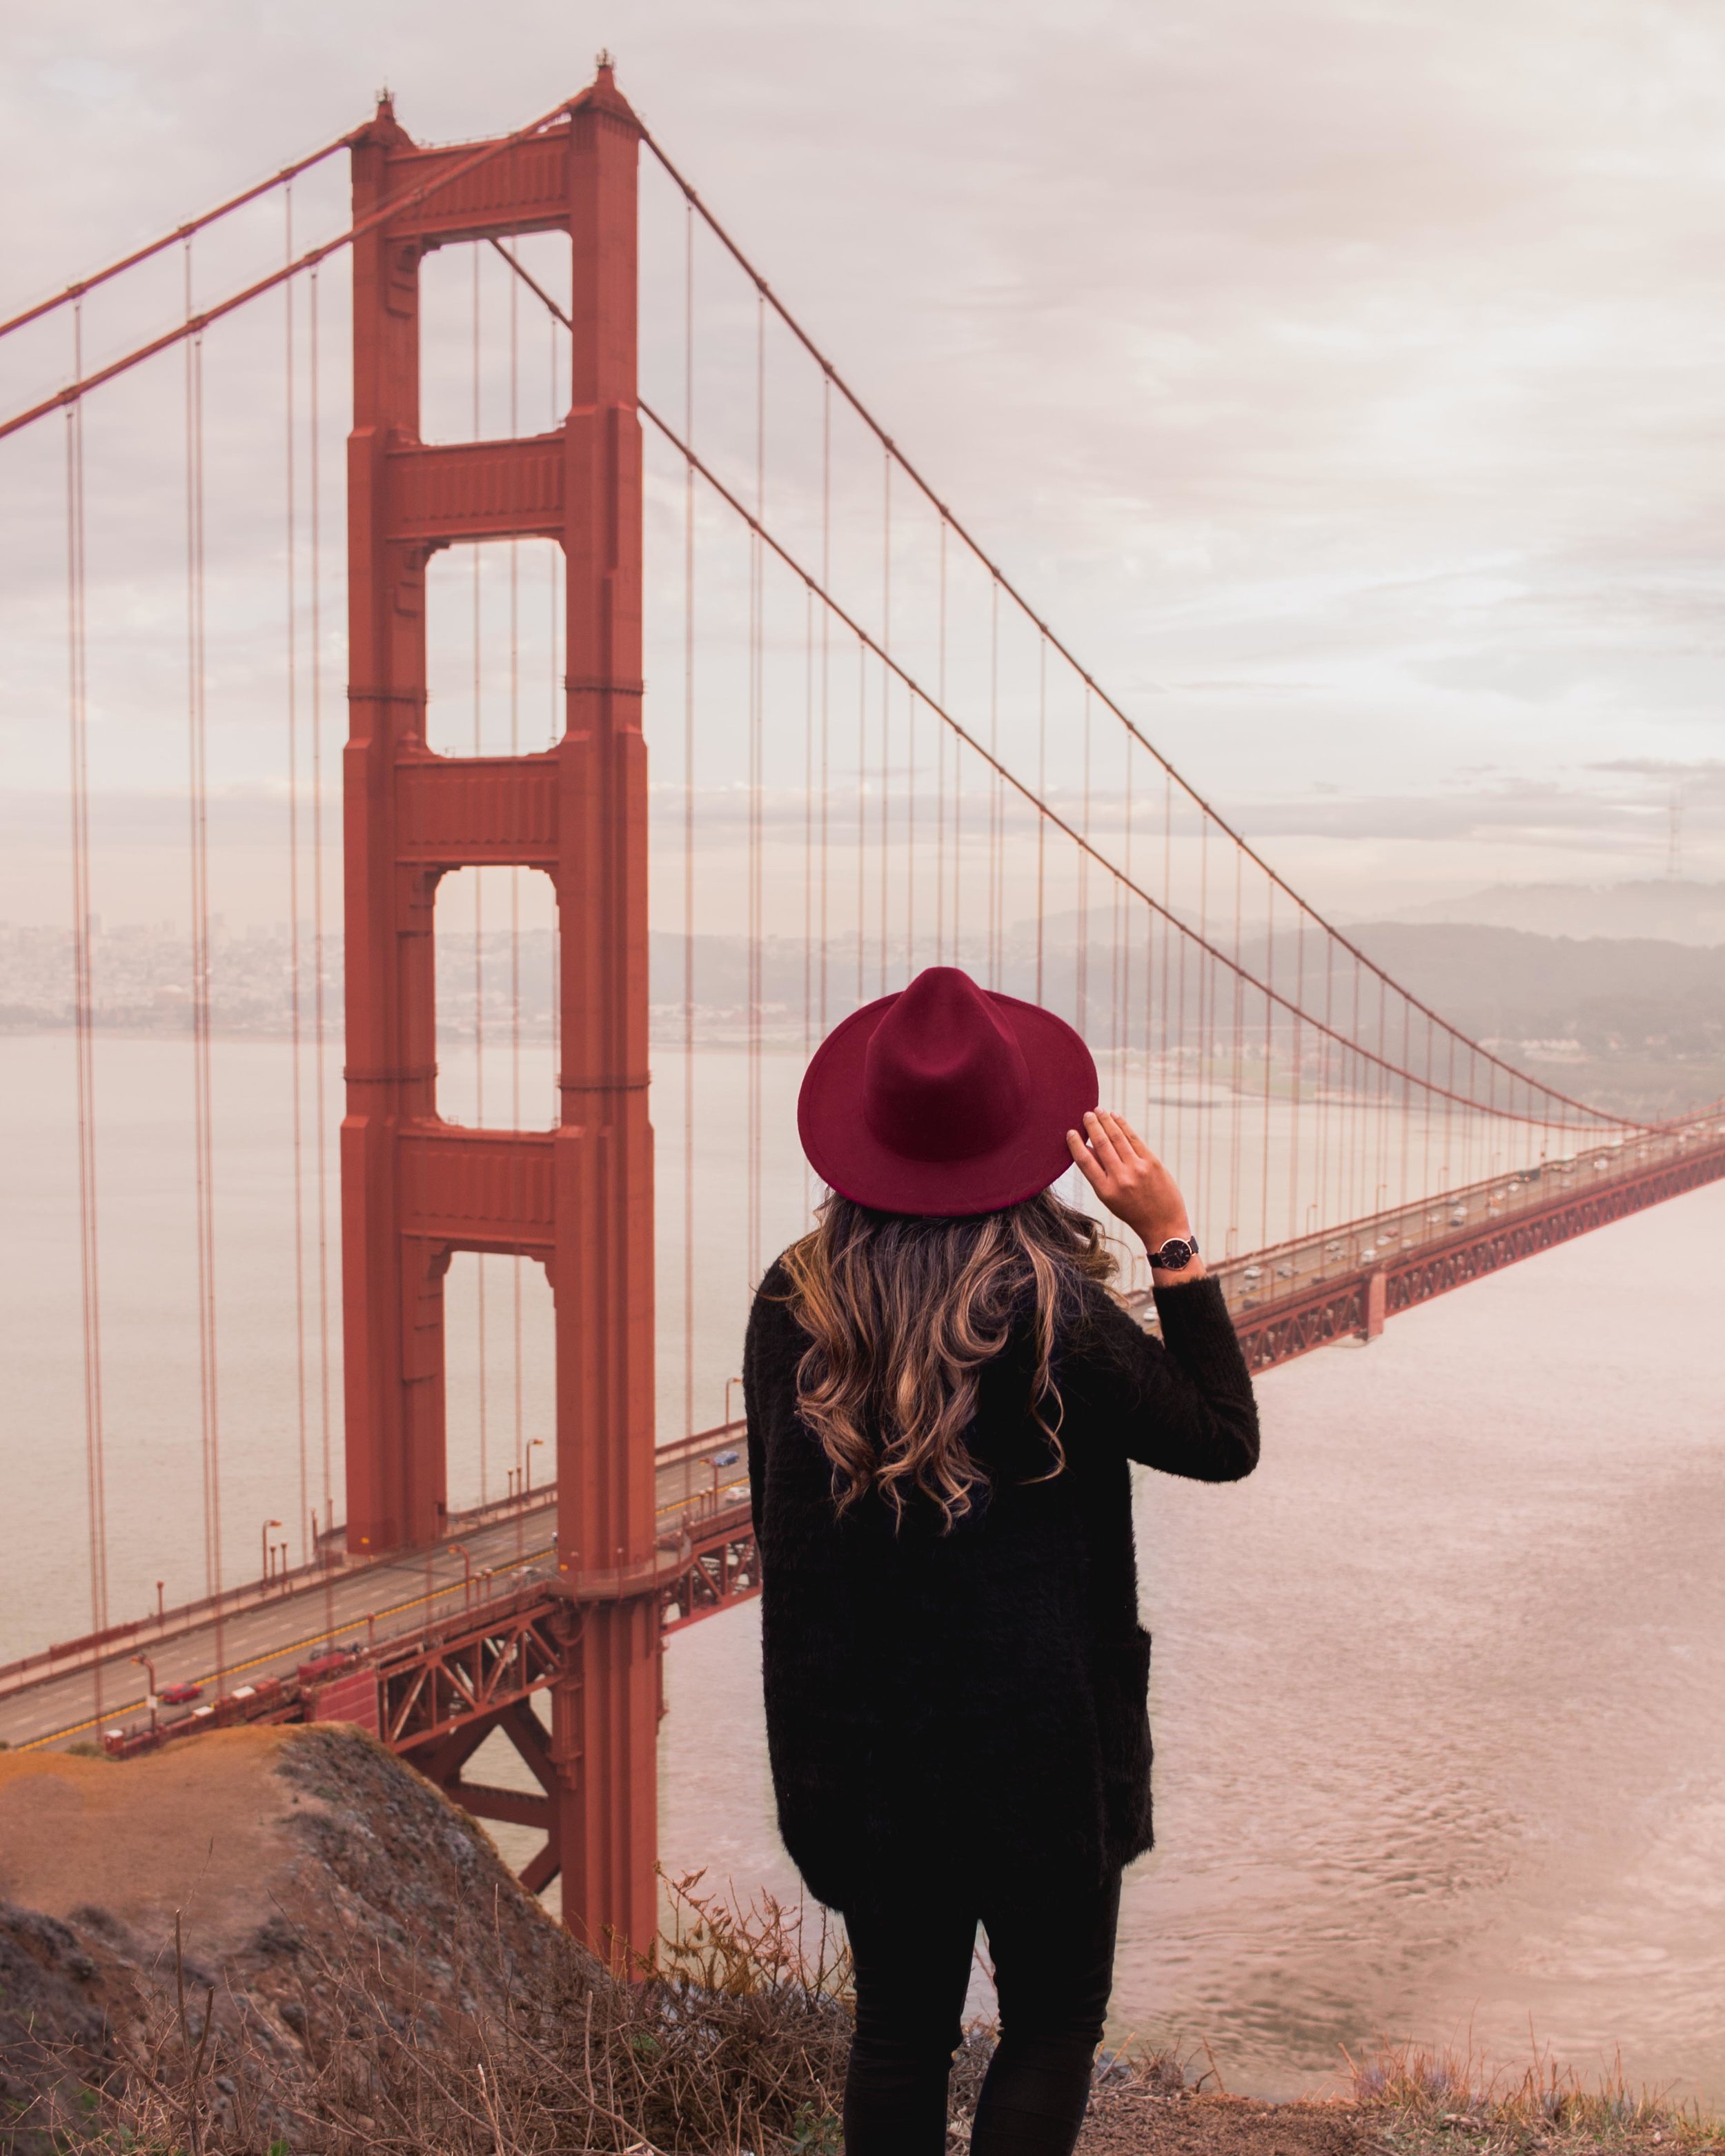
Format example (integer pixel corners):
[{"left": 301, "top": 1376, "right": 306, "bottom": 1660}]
[{"left": 1154, "top": 1238, "right": 1193, "bottom": 1267}]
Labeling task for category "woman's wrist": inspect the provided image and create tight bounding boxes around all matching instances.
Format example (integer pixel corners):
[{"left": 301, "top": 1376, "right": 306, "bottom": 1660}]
[{"left": 1136, "top": 1218, "right": 1207, "bottom": 1283}]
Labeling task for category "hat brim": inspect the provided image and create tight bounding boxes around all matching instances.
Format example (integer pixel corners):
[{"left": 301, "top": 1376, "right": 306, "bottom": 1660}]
[{"left": 797, "top": 989, "right": 1099, "bottom": 1218}]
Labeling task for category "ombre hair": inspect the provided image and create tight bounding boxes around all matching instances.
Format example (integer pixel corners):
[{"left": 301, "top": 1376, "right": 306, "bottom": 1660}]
[{"left": 779, "top": 1191, "right": 1116, "bottom": 1532}]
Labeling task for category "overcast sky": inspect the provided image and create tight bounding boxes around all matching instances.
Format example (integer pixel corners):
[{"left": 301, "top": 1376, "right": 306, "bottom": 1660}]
[{"left": 3, "top": 0, "right": 1723, "bottom": 923}]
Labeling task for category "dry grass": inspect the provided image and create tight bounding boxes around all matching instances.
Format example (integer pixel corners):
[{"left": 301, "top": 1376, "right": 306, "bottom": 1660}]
[
  {"left": 8, "top": 1870, "right": 834, "bottom": 2153},
  {"left": 3, "top": 1867, "right": 1053, "bottom": 2155},
  {"left": 1346, "top": 2033, "right": 1725, "bottom": 2156},
  {"left": 10, "top": 1861, "right": 1719, "bottom": 2155}
]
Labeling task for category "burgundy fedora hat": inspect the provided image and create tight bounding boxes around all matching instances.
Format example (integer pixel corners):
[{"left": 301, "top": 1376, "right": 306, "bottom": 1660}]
[{"left": 796, "top": 965, "right": 1098, "bottom": 1218}]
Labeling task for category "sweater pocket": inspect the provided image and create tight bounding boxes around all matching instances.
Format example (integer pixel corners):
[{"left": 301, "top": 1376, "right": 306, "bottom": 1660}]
[{"left": 1098, "top": 1625, "right": 1154, "bottom": 1855}]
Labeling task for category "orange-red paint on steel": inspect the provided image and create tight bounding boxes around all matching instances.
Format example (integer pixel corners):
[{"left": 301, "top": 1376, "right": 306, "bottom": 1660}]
[{"left": 339, "top": 64, "right": 658, "bottom": 1970}]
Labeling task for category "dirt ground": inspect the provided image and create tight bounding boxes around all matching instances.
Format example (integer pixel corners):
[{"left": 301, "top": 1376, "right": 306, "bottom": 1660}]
[
  {"left": 0, "top": 1728, "right": 327, "bottom": 1963},
  {"left": 1075, "top": 2090, "right": 1388, "bottom": 2156}
]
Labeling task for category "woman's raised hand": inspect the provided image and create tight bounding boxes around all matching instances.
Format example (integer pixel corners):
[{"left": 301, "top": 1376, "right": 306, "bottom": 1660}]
[{"left": 1065, "top": 1110, "right": 1196, "bottom": 1258}]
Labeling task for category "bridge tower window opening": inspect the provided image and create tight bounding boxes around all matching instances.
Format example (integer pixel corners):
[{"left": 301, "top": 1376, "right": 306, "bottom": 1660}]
[{"left": 440, "top": 1247, "right": 556, "bottom": 1518}]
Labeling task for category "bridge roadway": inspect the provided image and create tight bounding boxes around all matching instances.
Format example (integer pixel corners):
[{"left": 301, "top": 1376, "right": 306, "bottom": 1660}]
[
  {"left": 6, "top": 1116, "right": 1722, "bottom": 1759},
  {"left": 0, "top": 1436, "right": 751, "bottom": 1756},
  {"left": 1132, "top": 1114, "right": 1725, "bottom": 1361}
]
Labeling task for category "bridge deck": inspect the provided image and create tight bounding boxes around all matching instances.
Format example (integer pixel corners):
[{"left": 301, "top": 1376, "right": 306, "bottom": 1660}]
[{"left": 0, "top": 1438, "right": 751, "bottom": 1754}]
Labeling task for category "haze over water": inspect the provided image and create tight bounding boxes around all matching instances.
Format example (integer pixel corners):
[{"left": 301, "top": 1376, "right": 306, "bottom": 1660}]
[{"left": 4, "top": 1034, "right": 1722, "bottom": 2104}]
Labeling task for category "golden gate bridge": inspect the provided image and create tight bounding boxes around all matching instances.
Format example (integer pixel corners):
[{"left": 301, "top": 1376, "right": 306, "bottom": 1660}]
[{"left": 1, "top": 61, "right": 1721, "bottom": 1968}]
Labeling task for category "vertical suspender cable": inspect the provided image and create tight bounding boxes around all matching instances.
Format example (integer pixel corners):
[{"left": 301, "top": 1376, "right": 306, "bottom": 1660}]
[
  {"left": 936, "top": 516, "right": 948, "bottom": 967},
  {"left": 509, "top": 257, "right": 524, "bottom": 1489},
  {"left": 1351, "top": 959, "right": 1364, "bottom": 1223},
  {"left": 184, "top": 241, "right": 224, "bottom": 1672},
  {"left": 1117, "top": 731, "right": 1132, "bottom": 1127},
  {"left": 1165, "top": 773, "right": 1178, "bottom": 1198},
  {"left": 1318, "top": 927, "right": 1332, "bottom": 1225},
  {"left": 905, "top": 684, "right": 916, "bottom": 976},
  {"left": 284, "top": 192, "right": 311, "bottom": 1565},
  {"left": 1199, "top": 811, "right": 1216, "bottom": 1250},
  {"left": 471, "top": 245, "right": 488, "bottom": 1499},
  {"left": 1139, "top": 771, "right": 1154, "bottom": 1154},
  {"left": 66, "top": 301, "right": 109, "bottom": 1673},
  {"left": 1034, "top": 636, "right": 1047, "bottom": 1005},
  {"left": 819, "top": 379, "right": 831, "bottom": 1040},
  {"left": 855, "top": 633, "right": 866, "bottom": 1009},
  {"left": 1396, "top": 985, "right": 1410, "bottom": 1196},
  {"left": 987, "top": 580, "right": 1000, "bottom": 989},
  {"left": 746, "top": 295, "right": 765, "bottom": 1281},
  {"left": 1290, "top": 912, "right": 1305, "bottom": 1247},
  {"left": 802, "top": 580, "right": 815, "bottom": 1215},
  {"left": 308, "top": 265, "right": 334, "bottom": 1546},
  {"left": 1260, "top": 880, "right": 1273, "bottom": 1254},
  {"left": 1228, "top": 849, "right": 1243, "bottom": 1252},
  {"left": 548, "top": 313, "right": 562, "bottom": 1097},
  {"left": 1077, "top": 686, "right": 1091, "bottom": 1035},
  {"left": 1376, "top": 972, "right": 1389, "bottom": 1216},
  {"left": 682, "top": 200, "right": 696, "bottom": 1431},
  {"left": 878, "top": 448, "right": 890, "bottom": 995}
]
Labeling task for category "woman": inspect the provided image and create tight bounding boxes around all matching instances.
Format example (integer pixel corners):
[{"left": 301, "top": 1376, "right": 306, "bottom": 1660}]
[{"left": 743, "top": 965, "right": 1260, "bottom": 2155}]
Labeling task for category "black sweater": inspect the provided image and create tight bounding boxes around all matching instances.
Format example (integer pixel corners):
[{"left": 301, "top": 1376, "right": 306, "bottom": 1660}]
[{"left": 742, "top": 1263, "right": 1260, "bottom": 1912}]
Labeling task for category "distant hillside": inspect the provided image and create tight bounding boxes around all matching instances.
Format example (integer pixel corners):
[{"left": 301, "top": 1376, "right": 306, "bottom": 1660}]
[
  {"left": 1381, "top": 879, "right": 1725, "bottom": 946},
  {"left": 1344, "top": 921, "right": 1725, "bottom": 1120}
]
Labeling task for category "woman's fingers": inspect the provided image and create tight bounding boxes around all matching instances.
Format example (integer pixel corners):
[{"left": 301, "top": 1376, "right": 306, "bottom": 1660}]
[
  {"left": 1113, "top": 1114, "right": 1154, "bottom": 1163},
  {"left": 1065, "top": 1126, "right": 1106, "bottom": 1192},
  {"left": 1082, "top": 1109, "right": 1125, "bottom": 1179},
  {"left": 1069, "top": 1111, "right": 1195, "bottom": 1250}
]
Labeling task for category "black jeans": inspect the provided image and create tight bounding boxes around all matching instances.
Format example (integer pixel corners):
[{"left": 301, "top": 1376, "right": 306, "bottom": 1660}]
[{"left": 840, "top": 1866, "right": 1123, "bottom": 2156}]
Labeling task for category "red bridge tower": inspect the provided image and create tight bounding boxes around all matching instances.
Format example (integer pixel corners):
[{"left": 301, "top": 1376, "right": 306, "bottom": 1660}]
[{"left": 341, "top": 68, "right": 656, "bottom": 1964}]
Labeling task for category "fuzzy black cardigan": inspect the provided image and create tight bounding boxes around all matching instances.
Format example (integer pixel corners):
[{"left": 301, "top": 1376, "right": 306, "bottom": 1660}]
[{"left": 742, "top": 1263, "right": 1260, "bottom": 1912}]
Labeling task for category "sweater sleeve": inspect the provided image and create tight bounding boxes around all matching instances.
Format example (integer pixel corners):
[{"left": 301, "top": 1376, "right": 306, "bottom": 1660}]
[
  {"left": 743, "top": 1280, "right": 770, "bottom": 1545},
  {"left": 743, "top": 1258, "right": 799, "bottom": 1545},
  {"left": 1061, "top": 1273, "right": 1260, "bottom": 1483}
]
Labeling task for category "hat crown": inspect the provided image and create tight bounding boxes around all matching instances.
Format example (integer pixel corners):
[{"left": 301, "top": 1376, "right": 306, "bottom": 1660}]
[{"left": 861, "top": 967, "right": 1031, "bottom": 1165}]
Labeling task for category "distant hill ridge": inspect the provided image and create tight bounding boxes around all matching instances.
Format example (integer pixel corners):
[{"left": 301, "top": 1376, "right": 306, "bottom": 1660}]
[
  {"left": 1377, "top": 879, "right": 1725, "bottom": 947},
  {"left": 1341, "top": 922, "right": 1725, "bottom": 1049}
]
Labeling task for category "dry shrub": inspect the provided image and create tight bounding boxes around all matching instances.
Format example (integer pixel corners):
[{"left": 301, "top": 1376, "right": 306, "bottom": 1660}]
[{"left": 5, "top": 1870, "right": 859, "bottom": 2154}]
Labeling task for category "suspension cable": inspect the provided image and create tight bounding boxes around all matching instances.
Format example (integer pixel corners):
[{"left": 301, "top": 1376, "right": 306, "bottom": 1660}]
[
  {"left": 633, "top": 127, "right": 1642, "bottom": 1116},
  {"left": 0, "top": 90, "right": 591, "bottom": 444},
  {"left": 0, "top": 132, "right": 355, "bottom": 340},
  {"left": 482, "top": 232, "right": 1633, "bottom": 1137},
  {"left": 635, "top": 392, "right": 1640, "bottom": 1133}
]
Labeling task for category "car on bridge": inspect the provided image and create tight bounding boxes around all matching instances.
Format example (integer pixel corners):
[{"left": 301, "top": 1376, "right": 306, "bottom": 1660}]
[{"left": 159, "top": 1682, "right": 203, "bottom": 1705}]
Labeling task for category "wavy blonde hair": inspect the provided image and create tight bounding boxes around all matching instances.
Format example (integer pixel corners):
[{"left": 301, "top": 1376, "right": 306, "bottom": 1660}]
[{"left": 778, "top": 1192, "right": 1116, "bottom": 1532}]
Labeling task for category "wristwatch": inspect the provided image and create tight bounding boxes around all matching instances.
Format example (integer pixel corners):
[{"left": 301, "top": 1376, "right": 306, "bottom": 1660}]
[{"left": 1148, "top": 1233, "right": 1200, "bottom": 1272}]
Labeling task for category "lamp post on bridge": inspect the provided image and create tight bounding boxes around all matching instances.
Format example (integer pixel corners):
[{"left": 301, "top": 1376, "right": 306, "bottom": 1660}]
[
  {"left": 261, "top": 1519, "right": 282, "bottom": 1585},
  {"left": 131, "top": 1653, "right": 158, "bottom": 1735}
]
